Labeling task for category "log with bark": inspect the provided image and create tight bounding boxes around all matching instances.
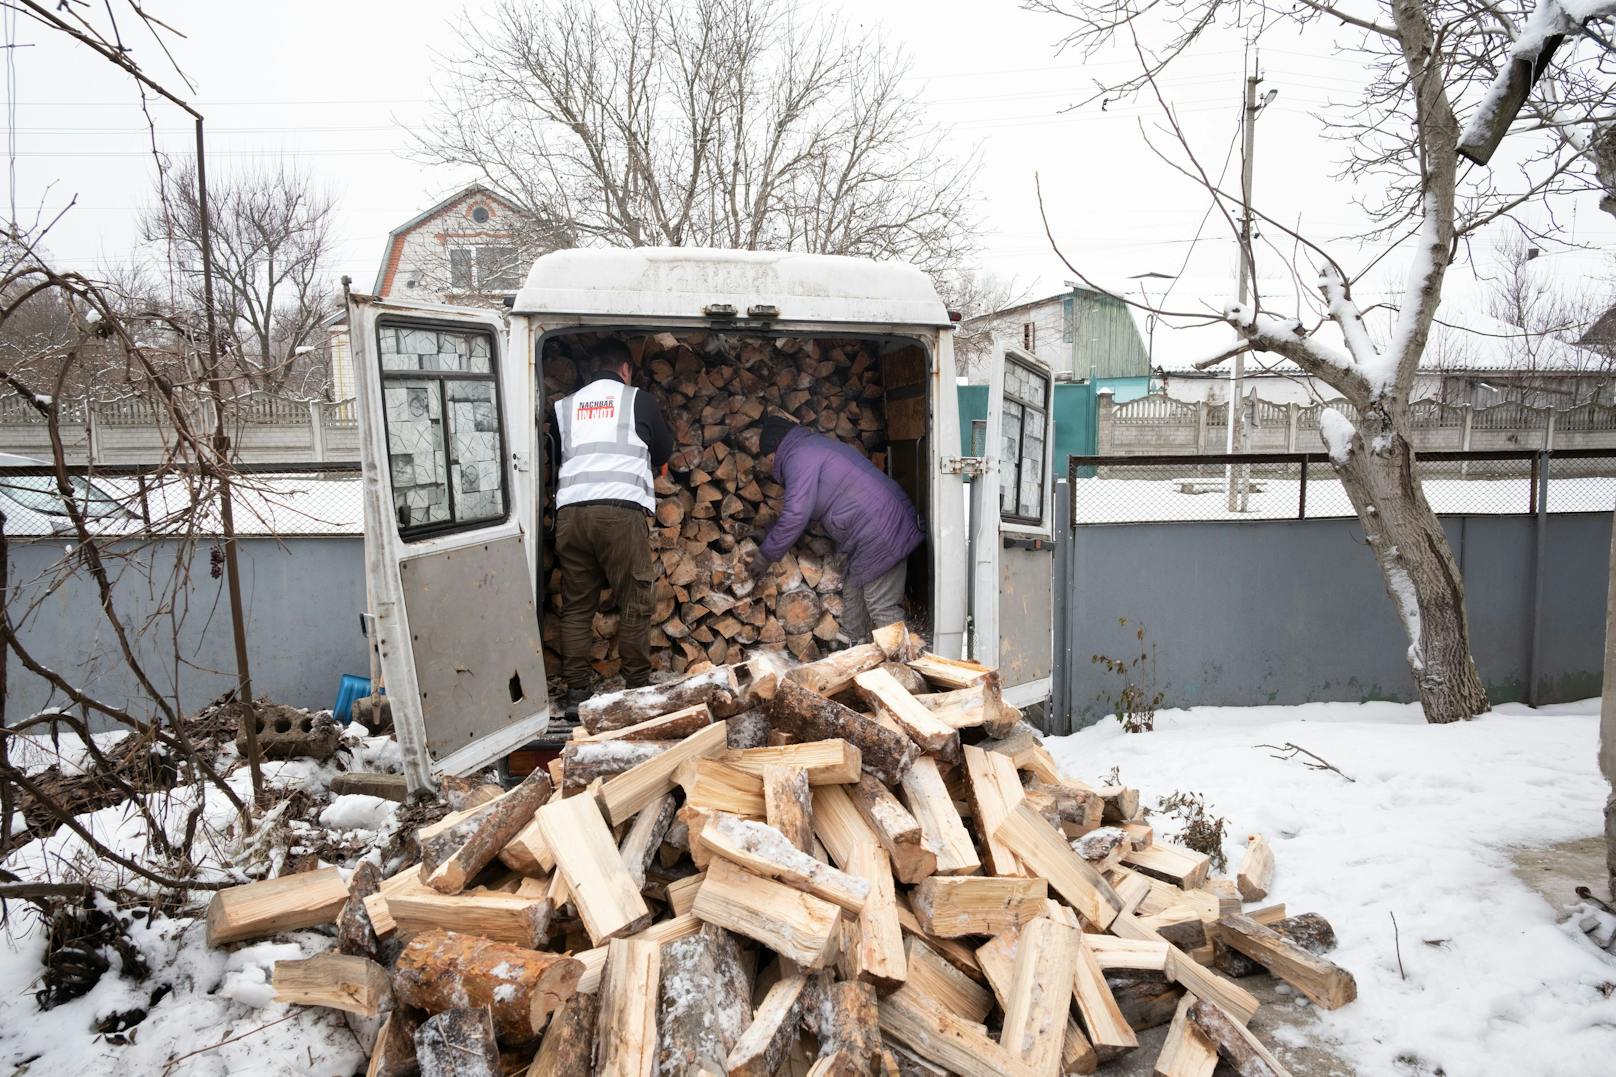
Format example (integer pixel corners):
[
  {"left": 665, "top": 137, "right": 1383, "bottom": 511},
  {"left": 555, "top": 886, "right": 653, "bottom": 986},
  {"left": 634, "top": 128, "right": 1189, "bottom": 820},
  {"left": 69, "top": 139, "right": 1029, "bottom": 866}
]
[{"left": 391, "top": 930, "right": 582, "bottom": 1043}]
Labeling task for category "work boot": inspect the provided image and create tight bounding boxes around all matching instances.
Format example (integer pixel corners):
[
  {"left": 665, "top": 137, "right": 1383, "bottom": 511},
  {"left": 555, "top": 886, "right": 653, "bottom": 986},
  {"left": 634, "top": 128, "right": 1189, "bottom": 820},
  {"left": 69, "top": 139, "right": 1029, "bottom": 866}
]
[{"left": 561, "top": 685, "right": 591, "bottom": 722}]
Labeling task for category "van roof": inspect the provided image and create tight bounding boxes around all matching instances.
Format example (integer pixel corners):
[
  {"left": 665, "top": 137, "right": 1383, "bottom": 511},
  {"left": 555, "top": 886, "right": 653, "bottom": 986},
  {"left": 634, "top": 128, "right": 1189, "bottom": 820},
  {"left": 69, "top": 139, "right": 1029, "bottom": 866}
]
[{"left": 512, "top": 247, "right": 952, "bottom": 328}]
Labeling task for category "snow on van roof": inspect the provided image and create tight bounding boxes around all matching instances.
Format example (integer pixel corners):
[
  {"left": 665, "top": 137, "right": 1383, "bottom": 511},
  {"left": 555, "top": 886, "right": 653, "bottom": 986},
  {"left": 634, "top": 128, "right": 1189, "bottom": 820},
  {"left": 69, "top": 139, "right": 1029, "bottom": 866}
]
[{"left": 512, "top": 247, "right": 952, "bottom": 328}]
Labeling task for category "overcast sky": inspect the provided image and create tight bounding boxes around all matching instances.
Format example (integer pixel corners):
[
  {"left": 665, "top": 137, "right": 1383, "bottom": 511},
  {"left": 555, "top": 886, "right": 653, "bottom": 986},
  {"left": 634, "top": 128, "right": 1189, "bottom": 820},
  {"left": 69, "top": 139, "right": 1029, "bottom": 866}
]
[{"left": 7, "top": 0, "right": 1614, "bottom": 367}]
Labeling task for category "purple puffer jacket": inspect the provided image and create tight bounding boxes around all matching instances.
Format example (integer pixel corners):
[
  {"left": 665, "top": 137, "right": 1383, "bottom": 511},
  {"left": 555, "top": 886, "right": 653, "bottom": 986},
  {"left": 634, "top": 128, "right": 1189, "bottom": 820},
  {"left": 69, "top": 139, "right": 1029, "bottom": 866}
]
[{"left": 758, "top": 428, "right": 923, "bottom": 586}]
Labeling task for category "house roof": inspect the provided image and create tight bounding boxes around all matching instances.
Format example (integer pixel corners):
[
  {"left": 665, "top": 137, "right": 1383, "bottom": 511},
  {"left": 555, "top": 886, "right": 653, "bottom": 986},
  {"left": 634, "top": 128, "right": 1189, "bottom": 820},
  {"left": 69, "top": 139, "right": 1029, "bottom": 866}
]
[{"left": 372, "top": 183, "right": 526, "bottom": 296}]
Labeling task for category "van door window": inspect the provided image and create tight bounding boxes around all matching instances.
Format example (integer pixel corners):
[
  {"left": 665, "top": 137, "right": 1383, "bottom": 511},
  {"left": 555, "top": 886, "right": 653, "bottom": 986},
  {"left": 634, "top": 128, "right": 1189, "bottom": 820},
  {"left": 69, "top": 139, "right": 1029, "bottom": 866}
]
[
  {"left": 1000, "top": 356, "right": 1050, "bottom": 525},
  {"left": 378, "top": 322, "right": 507, "bottom": 537}
]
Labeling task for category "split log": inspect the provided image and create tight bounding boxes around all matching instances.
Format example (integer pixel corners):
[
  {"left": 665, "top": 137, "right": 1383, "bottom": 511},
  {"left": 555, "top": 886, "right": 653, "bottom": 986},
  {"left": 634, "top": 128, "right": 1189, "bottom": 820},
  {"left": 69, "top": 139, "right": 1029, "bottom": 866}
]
[
  {"left": 575, "top": 703, "right": 713, "bottom": 743},
  {"left": 1213, "top": 910, "right": 1331, "bottom": 976},
  {"left": 850, "top": 843, "right": 906, "bottom": 990},
  {"left": 656, "top": 925, "right": 752, "bottom": 1075},
  {"left": 596, "top": 937, "right": 661, "bottom": 1077},
  {"left": 814, "top": 981, "right": 882, "bottom": 1077},
  {"left": 693, "top": 857, "right": 842, "bottom": 969},
  {"left": 898, "top": 756, "right": 980, "bottom": 876},
  {"left": 391, "top": 930, "right": 582, "bottom": 1043},
  {"left": 961, "top": 745, "right": 1023, "bottom": 877},
  {"left": 679, "top": 758, "right": 766, "bottom": 817},
  {"left": 878, "top": 986, "right": 1041, "bottom": 1077},
  {"left": 810, "top": 782, "right": 883, "bottom": 871},
  {"left": 619, "top": 791, "right": 678, "bottom": 889},
  {"left": 206, "top": 867, "right": 349, "bottom": 946},
  {"left": 535, "top": 790, "right": 653, "bottom": 943},
  {"left": 366, "top": 1006, "right": 422, "bottom": 1077},
  {"left": 414, "top": 1007, "right": 500, "bottom": 1077},
  {"left": 598, "top": 721, "right": 730, "bottom": 826},
  {"left": 562, "top": 740, "right": 674, "bottom": 793},
  {"left": 388, "top": 891, "right": 553, "bottom": 949},
  {"left": 1237, "top": 836, "right": 1274, "bottom": 901},
  {"left": 1109, "top": 914, "right": 1260, "bottom": 1025},
  {"left": 1209, "top": 914, "right": 1355, "bottom": 1009},
  {"left": 579, "top": 666, "right": 741, "bottom": 733},
  {"left": 1072, "top": 932, "right": 1139, "bottom": 1057},
  {"left": 420, "top": 770, "right": 553, "bottom": 894},
  {"left": 909, "top": 877, "right": 1047, "bottom": 938},
  {"left": 726, "top": 973, "right": 806, "bottom": 1077},
  {"left": 994, "top": 803, "right": 1124, "bottom": 930},
  {"left": 665, "top": 871, "right": 705, "bottom": 916},
  {"left": 700, "top": 812, "right": 870, "bottom": 912},
  {"left": 906, "top": 654, "right": 994, "bottom": 691},
  {"left": 763, "top": 763, "right": 814, "bottom": 852},
  {"left": 1186, "top": 999, "right": 1293, "bottom": 1077},
  {"left": 337, "top": 860, "right": 384, "bottom": 962},
  {"left": 723, "top": 739, "right": 863, "bottom": 784},
  {"left": 854, "top": 667, "right": 959, "bottom": 753},
  {"left": 1123, "top": 843, "right": 1211, "bottom": 891},
  {"left": 907, "top": 935, "right": 991, "bottom": 1022},
  {"left": 1098, "top": 786, "right": 1141, "bottom": 825},
  {"left": 872, "top": 621, "right": 918, "bottom": 661},
  {"left": 918, "top": 683, "right": 1020, "bottom": 738},
  {"left": 848, "top": 774, "right": 936, "bottom": 884},
  {"left": 785, "top": 642, "right": 889, "bottom": 696},
  {"left": 272, "top": 952, "right": 392, "bottom": 1017},
  {"left": 528, "top": 990, "right": 597, "bottom": 1076},
  {"left": 768, "top": 679, "right": 919, "bottom": 785},
  {"left": 1000, "top": 916, "right": 1078, "bottom": 1076},
  {"left": 1154, "top": 994, "right": 1218, "bottom": 1077},
  {"left": 878, "top": 661, "right": 929, "bottom": 695}
]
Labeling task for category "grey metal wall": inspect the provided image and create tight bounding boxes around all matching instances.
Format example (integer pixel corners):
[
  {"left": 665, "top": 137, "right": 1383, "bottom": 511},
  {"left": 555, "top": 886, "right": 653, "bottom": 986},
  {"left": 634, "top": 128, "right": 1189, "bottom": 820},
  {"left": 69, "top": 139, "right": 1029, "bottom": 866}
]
[
  {"left": 5, "top": 535, "right": 369, "bottom": 727},
  {"left": 1060, "top": 512, "right": 1611, "bottom": 727}
]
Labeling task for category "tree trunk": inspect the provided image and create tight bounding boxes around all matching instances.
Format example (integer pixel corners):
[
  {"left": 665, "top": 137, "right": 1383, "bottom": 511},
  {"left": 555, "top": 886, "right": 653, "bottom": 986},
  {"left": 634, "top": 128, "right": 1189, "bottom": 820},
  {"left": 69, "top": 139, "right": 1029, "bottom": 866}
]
[{"left": 1328, "top": 412, "right": 1490, "bottom": 723}]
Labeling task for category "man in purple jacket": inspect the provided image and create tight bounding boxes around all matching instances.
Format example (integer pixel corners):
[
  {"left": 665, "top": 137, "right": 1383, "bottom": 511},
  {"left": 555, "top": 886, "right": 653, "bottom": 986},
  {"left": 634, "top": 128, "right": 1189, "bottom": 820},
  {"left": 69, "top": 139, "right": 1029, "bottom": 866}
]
[{"left": 747, "top": 414, "right": 923, "bottom": 642}]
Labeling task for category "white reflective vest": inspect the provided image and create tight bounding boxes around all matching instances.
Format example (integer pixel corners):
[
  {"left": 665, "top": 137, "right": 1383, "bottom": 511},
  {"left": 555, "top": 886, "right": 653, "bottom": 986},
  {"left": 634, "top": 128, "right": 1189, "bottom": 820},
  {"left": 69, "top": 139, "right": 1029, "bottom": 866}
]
[{"left": 554, "top": 378, "right": 655, "bottom": 512}]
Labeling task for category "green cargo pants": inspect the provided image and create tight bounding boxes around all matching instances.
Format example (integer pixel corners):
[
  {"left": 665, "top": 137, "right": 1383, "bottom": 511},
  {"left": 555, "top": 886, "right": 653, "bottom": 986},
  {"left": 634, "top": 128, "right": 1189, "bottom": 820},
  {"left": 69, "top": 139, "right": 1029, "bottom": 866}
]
[{"left": 555, "top": 503, "right": 654, "bottom": 691}]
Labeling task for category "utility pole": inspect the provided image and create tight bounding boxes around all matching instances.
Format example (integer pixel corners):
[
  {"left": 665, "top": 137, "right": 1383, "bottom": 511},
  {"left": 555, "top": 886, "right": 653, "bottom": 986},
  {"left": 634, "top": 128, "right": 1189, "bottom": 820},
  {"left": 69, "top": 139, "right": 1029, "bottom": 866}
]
[{"left": 1226, "top": 59, "right": 1263, "bottom": 512}]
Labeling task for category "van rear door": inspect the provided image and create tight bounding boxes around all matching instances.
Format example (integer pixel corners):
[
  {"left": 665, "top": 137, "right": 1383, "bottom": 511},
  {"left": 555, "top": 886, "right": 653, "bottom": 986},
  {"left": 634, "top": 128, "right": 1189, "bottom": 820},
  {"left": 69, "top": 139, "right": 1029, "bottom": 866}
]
[
  {"left": 347, "top": 294, "right": 548, "bottom": 792},
  {"left": 972, "top": 339, "right": 1057, "bottom": 711}
]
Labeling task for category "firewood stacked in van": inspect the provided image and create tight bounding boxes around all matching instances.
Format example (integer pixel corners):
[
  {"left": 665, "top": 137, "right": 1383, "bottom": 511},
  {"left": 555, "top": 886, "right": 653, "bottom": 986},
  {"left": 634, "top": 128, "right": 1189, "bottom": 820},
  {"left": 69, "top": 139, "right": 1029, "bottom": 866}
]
[
  {"left": 206, "top": 625, "right": 1352, "bottom": 1076},
  {"left": 538, "top": 330, "right": 905, "bottom": 682}
]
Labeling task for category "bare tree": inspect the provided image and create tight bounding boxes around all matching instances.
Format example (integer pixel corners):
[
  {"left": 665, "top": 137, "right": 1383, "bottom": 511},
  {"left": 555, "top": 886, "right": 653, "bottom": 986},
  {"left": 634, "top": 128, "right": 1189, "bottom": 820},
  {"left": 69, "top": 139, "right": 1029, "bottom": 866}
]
[
  {"left": 937, "top": 270, "right": 1030, "bottom": 377},
  {"left": 139, "top": 160, "right": 339, "bottom": 398},
  {"left": 1027, "top": 0, "right": 1616, "bottom": 722},
  {"left": 421, "top": 0, "right": 979, "bottom": 276}
]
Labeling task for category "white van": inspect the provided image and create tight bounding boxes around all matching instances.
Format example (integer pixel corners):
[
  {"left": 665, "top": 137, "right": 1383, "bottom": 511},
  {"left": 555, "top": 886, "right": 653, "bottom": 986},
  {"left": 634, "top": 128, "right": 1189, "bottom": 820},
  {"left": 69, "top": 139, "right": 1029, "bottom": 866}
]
[{"left": 345, "top": 248, "right": 1055, "bottom": 791}]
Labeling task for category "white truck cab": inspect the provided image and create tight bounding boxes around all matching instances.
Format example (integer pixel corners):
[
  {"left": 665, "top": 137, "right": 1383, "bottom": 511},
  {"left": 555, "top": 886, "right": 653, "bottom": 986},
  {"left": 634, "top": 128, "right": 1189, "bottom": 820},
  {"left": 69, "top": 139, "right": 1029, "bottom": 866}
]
[{"left": 345, "top": 248, "right": 1054, "bottom": 791}]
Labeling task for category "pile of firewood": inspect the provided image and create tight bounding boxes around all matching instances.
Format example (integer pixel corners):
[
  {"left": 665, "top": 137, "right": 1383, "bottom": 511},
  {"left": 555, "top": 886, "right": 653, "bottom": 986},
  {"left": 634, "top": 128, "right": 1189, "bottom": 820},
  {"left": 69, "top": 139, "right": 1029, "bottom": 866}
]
[
  {"left": 539, "top": 331, "right": 918, "bottom": 680},
  {"left": 205, "top": 626, "right": 1354, "bottom": 1077}
]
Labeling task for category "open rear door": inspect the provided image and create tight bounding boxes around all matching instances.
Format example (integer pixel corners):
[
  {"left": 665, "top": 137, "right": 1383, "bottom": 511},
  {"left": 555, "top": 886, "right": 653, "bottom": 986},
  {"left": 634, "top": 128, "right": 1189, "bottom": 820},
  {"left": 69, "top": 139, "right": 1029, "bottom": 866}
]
[
  {"left": 347, "top": 294, "right": 548, "bottom": 792},
  {"left": 972, "top": 339, "right": 1057, "bottom": 712}
]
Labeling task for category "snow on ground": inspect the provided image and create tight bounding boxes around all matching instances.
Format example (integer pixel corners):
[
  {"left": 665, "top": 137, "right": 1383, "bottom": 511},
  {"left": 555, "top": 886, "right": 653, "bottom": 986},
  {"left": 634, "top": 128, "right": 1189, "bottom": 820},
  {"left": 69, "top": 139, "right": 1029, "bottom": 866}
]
[
  {"left": 1045, "top": 697, "right": 1616, "bottom": 1076},
  {"left": 0, "top": 718, "right": 402, "bottom": 1075}
]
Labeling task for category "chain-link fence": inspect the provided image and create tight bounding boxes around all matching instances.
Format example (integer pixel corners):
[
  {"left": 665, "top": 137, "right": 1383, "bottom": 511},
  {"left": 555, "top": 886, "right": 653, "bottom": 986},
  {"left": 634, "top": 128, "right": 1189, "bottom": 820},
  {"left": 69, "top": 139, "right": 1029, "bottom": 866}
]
[
  {"left": 1069, "top": 449, "right": 1616, "bottom": 525},
  {"left": 0, "top": 461, "right": 363, "bottom": 538}
]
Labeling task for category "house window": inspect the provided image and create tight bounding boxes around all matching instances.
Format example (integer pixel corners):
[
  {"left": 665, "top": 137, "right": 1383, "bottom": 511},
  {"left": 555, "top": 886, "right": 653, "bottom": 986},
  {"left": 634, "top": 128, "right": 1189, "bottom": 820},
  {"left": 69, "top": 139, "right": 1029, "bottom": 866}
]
[
  {"left": 1023, "top": 322, "right": 1036, "bottom": 351},
  {"left": 478, "top": 245, "right": 519, "bottom": 291},
  {"left": 471, "top": 205, "right": 490, "bottom": 224},
  {"left": 377, "top": 322, "right": 507, "bottom": 539},
  {"left": 449, "top": 248, "right": 474, "bottom": 290},
  {"left": 999, "top": 357, "right": 1050, "bottom": 525}
]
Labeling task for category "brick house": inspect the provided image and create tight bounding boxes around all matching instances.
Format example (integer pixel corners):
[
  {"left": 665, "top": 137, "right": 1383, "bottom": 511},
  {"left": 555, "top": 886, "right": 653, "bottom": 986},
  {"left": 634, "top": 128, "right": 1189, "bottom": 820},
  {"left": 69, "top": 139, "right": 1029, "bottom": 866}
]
[{"left": 372, "top": 184, "right": 534, "bottom": 305}]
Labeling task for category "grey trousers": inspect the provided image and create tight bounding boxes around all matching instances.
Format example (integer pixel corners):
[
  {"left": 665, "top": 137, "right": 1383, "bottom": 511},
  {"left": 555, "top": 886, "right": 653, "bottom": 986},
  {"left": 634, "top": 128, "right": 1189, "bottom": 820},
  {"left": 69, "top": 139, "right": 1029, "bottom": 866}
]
[{"left": 842, "top": 560, "right": 907, "bottom": 643}]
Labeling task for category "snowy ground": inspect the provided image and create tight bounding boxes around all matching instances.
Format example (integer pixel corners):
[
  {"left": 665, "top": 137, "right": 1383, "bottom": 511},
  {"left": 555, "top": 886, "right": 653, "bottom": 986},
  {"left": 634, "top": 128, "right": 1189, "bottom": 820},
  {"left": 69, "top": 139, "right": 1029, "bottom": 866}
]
[
  {"left": 1045, "top": 697, "right": 1616, "bottom": 1076},
  {"left": 0, "top": 722, "right": 402, "bottom": 1076}
]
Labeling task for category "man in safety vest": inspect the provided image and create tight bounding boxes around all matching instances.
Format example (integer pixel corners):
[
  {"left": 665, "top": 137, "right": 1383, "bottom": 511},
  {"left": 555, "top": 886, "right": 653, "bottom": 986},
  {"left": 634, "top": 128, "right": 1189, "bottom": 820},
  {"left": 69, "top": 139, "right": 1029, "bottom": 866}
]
[{"left": 553, "top": 339, "right": 673, "bottom": 714}]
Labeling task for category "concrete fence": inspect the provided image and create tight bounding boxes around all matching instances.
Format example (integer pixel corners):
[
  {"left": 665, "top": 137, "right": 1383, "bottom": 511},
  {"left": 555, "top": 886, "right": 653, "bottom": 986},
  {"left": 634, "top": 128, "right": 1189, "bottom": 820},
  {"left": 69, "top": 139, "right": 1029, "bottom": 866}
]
[
  {"left": 0, "top": 393, "right": 360, "bottom": 464},
  {"left": 1098, "top": 393, "right": 1616, "bottom": 458}
]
